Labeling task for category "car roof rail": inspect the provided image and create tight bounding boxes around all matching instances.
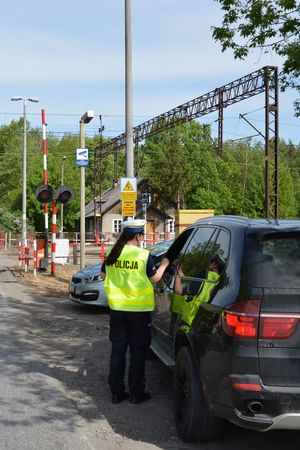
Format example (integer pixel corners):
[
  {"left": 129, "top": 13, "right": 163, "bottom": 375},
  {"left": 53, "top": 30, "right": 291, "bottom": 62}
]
[{"left": 194, "top": 215, "right": 253, "bottom": 226}]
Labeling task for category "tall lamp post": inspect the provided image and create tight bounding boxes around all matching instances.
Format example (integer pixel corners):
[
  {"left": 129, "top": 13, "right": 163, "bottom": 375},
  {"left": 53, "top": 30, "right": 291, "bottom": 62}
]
[
  {"left": 79, "top": 111, "right": 94, "bottom": 268},
  {"left": 11, "top": 96, "right": 39, "bottom": 246},
  {"left": 60, "top": 156, "right": 67, "bottom": 238},
  {"left": 125, "top": 0, "right": 134, "bottom": 177}
]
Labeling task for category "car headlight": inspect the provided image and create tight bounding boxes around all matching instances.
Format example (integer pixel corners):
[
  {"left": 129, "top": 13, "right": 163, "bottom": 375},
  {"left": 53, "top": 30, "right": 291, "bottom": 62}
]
[{"left": 84, "top": 275, "right": 102, "bottom": 283}]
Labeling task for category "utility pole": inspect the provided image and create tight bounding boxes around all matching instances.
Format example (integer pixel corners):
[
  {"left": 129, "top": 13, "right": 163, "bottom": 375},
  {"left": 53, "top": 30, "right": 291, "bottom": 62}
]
[{"left": 125, "top": 0, "right": 134, "bottom": 177}]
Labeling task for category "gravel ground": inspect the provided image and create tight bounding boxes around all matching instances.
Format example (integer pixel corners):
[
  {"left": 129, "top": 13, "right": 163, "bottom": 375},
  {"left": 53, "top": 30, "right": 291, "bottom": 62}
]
[{"left": 10, "top": 264, "right": 201, "bottom": 449}]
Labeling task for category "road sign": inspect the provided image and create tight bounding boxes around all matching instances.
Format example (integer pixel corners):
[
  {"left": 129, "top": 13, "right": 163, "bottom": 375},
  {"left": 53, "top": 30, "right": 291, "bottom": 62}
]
[
  {"left": 121, "top": 177, "right": 137, "bottom": 192},
  {"left": 141, "top": 193, "right": 151, "bottom": 205},
  {"left": 122, "top": 200, "right": 136, "bottom": 217},
  {"left": 120, "top": 177, "right": 137, "bottom": 201},
  {"left": 76, "top": 148, "right": 89, "bottom": 167},
  {"left": 120, "top": 192, "right": 137, "bottom": 201}
]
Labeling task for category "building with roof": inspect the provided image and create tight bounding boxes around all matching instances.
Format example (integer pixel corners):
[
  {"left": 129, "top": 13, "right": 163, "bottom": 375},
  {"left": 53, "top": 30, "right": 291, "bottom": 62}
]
[{"left": 84, "top": 179, "right": 176, "bottom": 243}]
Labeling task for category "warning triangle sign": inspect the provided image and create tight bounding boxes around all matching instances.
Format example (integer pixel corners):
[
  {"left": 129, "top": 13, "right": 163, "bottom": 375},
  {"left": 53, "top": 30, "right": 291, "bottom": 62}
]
[{"left": 123, "top": 181, "right": 134, "bottom": 191}]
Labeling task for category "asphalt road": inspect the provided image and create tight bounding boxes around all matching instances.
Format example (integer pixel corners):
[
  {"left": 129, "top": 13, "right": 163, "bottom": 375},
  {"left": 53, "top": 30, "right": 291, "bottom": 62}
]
[
  {"left": 1, "top": 252, "right": 300, "bottom": 449},
  {"left": 0, "top": 255, "right": 98, "bottom": 450}
]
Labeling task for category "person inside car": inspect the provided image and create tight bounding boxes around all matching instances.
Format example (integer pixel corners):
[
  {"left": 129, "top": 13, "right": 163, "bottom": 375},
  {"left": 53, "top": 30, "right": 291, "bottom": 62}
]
[
  {"left": 174, "top": 255, "right": 224, "bottom": 298},
  {"left": 171, "top": 255, "right": 225, "bottom": 326}
]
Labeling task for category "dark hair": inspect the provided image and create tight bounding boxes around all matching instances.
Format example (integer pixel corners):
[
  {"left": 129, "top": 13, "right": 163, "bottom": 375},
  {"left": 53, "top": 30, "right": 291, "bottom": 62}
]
[
  {"left": 210, "top": 254, "right": 226, "bottom": 274},
  {"left": 105, "top": 230, "right": 143, "bottom": 265}
]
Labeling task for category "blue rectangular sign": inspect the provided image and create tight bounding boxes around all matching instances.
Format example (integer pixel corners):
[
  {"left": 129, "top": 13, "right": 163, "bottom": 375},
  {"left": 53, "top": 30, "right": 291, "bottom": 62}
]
[{"left": 76, "top": 148, "right": 89, "bottom": 167}]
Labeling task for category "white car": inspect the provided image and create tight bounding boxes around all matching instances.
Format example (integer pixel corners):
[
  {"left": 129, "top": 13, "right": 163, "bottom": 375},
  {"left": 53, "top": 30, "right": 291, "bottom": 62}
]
[{"left": 69, "top": 263, "right": 107, "bottom": 307}]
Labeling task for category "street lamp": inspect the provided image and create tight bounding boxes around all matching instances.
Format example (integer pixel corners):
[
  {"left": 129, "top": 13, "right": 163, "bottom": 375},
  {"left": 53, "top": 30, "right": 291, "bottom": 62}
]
[
  {"left": 60, "top": 156, "right": 67, "bottom": 238},
  {"left": 125, "top": 0, "right": 134, "bottom": 177},
  {"left": 80, "top": 111, "right": 94, "bottom": 268},
  {"left": 11, "top": 96, "right": 39, "bottom": 246}
]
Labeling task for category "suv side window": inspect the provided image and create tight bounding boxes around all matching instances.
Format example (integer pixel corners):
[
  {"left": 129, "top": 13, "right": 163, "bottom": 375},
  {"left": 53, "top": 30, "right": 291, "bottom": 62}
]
[
  {"left": 214, "top": 229, "right": 230, "bottom": 269},
  {"left": 173, "top": 227, "right": 217, "bottom": 299},
  {"left": 179, "top": 227, "right": 217, "bottom": 278},
  {"left": 173, "top": 228, "right": 229, "bottom": 311}
]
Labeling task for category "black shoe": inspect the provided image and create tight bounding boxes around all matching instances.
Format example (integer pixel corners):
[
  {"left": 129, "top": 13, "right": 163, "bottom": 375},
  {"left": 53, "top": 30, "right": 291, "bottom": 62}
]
[
  {"left": 130, "top": 392, "right": 151, "bottom": 404},
  {"left": 112, "top": 392, "right": 129, "bottom": 404}
]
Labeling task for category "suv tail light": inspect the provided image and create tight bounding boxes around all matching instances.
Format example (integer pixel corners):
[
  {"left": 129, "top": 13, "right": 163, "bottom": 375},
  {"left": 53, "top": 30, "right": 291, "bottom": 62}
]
[
  {"left": 223, "top": 300, "right": 299, "bottom": 340},
  {"left": 259, "top": 315, "right": 298, "bottom": 339},
  {"left": 223, "top": 300, "right": 261, "bottom": 338}
]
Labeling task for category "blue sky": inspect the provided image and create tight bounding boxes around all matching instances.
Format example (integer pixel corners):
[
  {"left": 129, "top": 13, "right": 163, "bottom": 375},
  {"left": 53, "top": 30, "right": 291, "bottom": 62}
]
[{"left": 0, "top": 0, "right": 299, "bottom": 145}]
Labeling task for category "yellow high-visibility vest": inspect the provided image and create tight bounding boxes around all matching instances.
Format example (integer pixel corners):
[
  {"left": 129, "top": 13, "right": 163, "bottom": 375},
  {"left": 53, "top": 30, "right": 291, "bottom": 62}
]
[
  {"left": 171, "top": 271, "right": 220, "bottom": 326},
  {"left": 104, "top": 245, "right": 154, "bottom": 311}
]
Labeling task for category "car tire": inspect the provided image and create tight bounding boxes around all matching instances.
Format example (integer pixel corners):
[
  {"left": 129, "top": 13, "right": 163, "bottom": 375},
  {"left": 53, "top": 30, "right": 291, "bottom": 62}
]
[{"left": 173, "top": 346, "right": 224, "bottom": 442}]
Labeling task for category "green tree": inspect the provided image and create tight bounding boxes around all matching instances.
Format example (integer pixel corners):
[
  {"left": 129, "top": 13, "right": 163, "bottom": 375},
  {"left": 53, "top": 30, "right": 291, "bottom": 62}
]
[
  {"left": 212, "top": 0, "right": 300, "bottom": 114},
  {"left": 141, "top": 121, "right": 212, "bottom": 208},
  {"left": 279, "top": 139, "right": 300, "bottom": 216},
  {"left": 186, "top": 146, "right": 238, "bottom": 214},
  {"left": 226, "top": 141, "right": 266, "bottom": 217}
]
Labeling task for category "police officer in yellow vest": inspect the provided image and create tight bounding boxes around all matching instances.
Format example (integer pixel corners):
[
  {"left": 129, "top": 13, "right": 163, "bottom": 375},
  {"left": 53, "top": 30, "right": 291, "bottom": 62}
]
[{"left": 101, "top": 219, "right": 168, "bottom": 404}]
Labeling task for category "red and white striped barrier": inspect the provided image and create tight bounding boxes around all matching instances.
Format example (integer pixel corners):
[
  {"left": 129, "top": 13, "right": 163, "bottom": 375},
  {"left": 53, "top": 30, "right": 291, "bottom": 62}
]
[
  {"left": 41, "top": 109, "right": 49, "bottom": 234},
  {"left": 51, "top": 202, "right": 57, "bottom": 275},
  {"left": 41, "top": 109, "right": 49, "bottom": 266}
]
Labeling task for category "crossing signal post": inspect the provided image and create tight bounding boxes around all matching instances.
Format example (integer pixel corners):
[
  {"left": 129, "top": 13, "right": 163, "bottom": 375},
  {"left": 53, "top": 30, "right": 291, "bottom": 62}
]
[
  {"left": 35, "top": 184, "right": 74, "bottom": 272},
  {"left": 35, "top": 184, "right": 53, "bottom": 269}
]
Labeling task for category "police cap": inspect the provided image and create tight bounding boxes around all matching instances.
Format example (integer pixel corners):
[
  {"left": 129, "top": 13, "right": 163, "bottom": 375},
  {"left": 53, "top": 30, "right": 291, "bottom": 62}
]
[{"left": 122, "top": 219, "right": 146, "bottom": 233}]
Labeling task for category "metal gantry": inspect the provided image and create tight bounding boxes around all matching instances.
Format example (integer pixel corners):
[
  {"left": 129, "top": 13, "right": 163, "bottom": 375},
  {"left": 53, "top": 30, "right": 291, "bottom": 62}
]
[
  {"left": 265, "top": 66, "right": 279, "bottom": 220},
  {"left": 95, "top": 65, "right": 279, "bottom": 219}
]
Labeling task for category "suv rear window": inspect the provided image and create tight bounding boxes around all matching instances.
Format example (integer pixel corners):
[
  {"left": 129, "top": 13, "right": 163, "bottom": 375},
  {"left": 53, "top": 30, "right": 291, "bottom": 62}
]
[{"left": 245, "top": 231, "right": 300, "bottom": 288}]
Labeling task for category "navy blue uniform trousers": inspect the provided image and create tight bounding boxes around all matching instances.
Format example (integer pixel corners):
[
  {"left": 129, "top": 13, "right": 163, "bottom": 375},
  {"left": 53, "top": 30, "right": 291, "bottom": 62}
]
[{"left": 108, "top": 309, "right": 151, "bottom": 396}]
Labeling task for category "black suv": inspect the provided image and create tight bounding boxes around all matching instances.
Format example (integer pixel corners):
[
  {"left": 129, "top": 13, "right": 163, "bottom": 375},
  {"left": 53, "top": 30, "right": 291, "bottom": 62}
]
[{"left": 150, "top": 216, "right": 300, "bottom": 442}]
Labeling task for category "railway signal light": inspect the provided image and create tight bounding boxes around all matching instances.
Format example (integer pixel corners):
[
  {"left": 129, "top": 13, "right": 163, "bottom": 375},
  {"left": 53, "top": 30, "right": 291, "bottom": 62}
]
[
  {"left": 35, "top": 184, "right": 74, "bottom": 205},
  {"left": 54, "top": 185, "right": 74, "bottom": 205},
  {"left": 35, "top": 184, "right": 53, "bottom": 204}
]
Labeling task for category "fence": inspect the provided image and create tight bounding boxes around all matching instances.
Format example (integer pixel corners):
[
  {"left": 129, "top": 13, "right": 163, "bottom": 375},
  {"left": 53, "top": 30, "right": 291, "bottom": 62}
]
[
  {"left": 0, "top": 230, "right": 175, "bottom": 275},
  {"left": 18, "top": 239, "right": 38, "bottom": 277},
  {"left": 1, "top": 231, "right": 175, "bottom": 250}
]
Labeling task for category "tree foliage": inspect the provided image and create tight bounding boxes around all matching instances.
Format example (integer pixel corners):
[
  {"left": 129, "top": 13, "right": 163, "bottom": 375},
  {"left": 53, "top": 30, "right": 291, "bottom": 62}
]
[
  {"left": 141, "top": 123, "right": 300, "bottom": 219},
  {"left": 0, "top": 120, "right": 116, "bottom": 232},
  {"left": 212, "top": 0, "right": 300, "bottom": 114},
  {"left": 141, "top": 121, "right": 209, "bottom": 207},
  {"left": 0, "top": 118, "right": 300, "bottom": 233}
]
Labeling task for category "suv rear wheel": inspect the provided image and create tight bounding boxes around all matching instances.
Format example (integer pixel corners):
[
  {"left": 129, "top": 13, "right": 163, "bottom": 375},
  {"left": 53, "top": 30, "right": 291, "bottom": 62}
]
[{"left": 173, "top": 346, "right": 224, "bottom": 442}]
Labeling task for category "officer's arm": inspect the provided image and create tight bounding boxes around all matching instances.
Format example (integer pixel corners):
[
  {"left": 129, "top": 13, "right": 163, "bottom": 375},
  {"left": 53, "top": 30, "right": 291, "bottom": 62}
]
[
  {"left": 150, "top": 257, "right": 170, "bottom": 283},
  {"left": 101, "top": 271, "right": 106, "bottom": 280}
]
